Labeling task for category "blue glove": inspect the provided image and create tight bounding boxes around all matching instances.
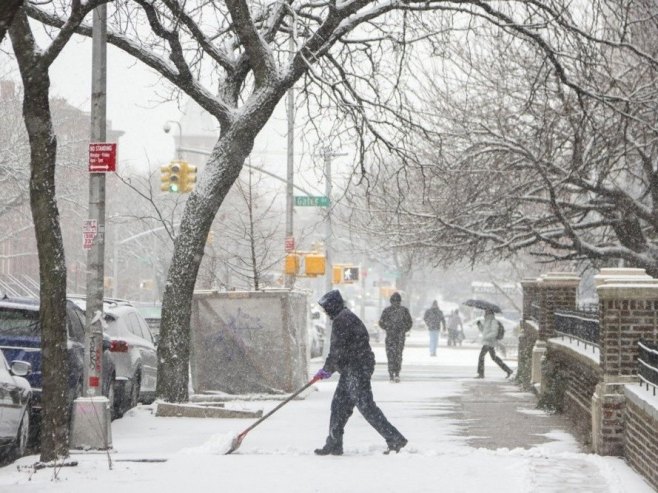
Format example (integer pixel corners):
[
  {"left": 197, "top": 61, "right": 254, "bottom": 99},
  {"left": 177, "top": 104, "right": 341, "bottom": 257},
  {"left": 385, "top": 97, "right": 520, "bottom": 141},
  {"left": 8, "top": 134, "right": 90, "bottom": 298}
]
[{"left": 314, "top": 368, "right": 333, "bottom": 380}]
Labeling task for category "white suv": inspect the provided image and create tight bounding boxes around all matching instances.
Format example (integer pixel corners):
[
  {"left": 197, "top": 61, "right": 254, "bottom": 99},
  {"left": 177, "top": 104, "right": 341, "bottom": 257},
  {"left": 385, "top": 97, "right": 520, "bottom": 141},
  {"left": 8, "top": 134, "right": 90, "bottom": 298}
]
[{"left": 70, "top": 298, "right": 157, "bottom": 416}]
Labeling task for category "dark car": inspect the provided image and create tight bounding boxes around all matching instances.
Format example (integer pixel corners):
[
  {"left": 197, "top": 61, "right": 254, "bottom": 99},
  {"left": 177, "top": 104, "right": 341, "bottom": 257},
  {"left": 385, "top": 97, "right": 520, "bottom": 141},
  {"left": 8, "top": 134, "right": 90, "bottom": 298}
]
[
  {"left": 0, "top": 351, "right": 31, "bottom": 461},
  {"left": 0, "top": 297, "right": 118, "bottom": 432}
]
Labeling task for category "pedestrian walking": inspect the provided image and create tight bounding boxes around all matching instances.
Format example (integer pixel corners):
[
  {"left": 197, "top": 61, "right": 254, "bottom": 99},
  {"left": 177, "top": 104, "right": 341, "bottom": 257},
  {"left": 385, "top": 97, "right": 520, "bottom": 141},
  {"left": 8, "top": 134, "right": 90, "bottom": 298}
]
[
  {"left": 423, "top": 300, "right": 446, "bottom": 356},
  {"left": 378, "top": 292, "right": 413, "bottom": 382},
  {"left": 447, "top": 309, "right": 464, "bottom": 347},
  {"left": 475, "top": 308, "right": 513, "bottom": 379},
  {"left": 313, "top": 289, "right": 408, "bottom": 456}
]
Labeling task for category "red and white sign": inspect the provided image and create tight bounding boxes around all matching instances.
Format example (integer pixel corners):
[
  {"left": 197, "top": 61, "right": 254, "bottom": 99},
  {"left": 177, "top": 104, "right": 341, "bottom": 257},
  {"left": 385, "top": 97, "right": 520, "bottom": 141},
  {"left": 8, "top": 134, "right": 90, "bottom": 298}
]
[
  {"left": 88, "top": 142, "right": 117, "bottom": 172},
  {"left": 82, "top": 219, "right": 97, "bottom": 250},
  {"left": 285, "top": 236, "right": 295, "bottom": 253}
]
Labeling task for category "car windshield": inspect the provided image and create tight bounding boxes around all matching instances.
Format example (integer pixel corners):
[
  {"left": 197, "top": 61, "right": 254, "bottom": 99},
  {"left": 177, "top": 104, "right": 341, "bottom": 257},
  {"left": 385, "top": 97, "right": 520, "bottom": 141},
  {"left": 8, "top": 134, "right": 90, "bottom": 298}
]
[
  {"left": 0, "top": 308, "right": 40, "bottom": 337},
  {"left": 137, "top": 306, "right": 161, "bottom": 319}
]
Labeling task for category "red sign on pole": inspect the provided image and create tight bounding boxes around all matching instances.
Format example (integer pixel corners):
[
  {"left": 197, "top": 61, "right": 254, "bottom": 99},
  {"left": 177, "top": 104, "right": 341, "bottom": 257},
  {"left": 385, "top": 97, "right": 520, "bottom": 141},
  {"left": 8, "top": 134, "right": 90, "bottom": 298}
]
[
  {"left": 82, "top": 219, "right": 97, "bottom": 251},
  {"left": 285, "top": 236, "right": 295, "bottom": 253},
  {"left": 88, "top": 142, "right": 117, "bottom": 172}
]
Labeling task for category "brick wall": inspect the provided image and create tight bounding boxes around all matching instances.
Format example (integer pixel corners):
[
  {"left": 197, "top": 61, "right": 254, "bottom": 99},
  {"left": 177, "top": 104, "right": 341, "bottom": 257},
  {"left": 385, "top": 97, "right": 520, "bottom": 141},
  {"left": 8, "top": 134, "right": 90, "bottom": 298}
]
[
  {"left": 517, "top": 320, "right": 538, "bottom": 390},
  {"left": 521, "top": 279, "right": 538, "bottom": 321},
  {"left": 541, "top": 342, "right": 602, "bottom": 448},
  {"left": 624, "top": 388, "right": 658, "bottom": 490},
  {"left": 599, "top": 298, "right": 658, "bottom": 376},
  {"left": 537, "top": 277, "right": 579, "bottom": 341}
]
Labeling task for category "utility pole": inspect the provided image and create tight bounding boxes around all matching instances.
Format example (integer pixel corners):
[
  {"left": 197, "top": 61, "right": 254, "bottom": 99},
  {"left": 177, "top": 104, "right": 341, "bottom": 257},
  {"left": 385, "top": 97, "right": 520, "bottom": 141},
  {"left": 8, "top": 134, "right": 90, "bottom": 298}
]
[
  {"left": 321, "top": 146, "right": 346, "bottom": 358},
  {"left": 284, "top": 25, "right": 295, "bottom": 288},
  {"left": 71, "top": 3, "right": 112, "bottom": 449}
]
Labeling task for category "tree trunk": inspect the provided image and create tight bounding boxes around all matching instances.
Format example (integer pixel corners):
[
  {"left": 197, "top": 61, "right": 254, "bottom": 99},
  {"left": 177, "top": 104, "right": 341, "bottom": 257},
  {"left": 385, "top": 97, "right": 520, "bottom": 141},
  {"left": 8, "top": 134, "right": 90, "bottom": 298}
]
[
  {"left": 156, "top": 116, "right": 270, "bottom": 401},
  {"left": 22, "top": 74, "right": 70, "bottom": 460},
  {"left": 156, "top": 82, "right": 289, "bottom": 401},
  {"left": 0, "top": 0, "right": 22, "bottom": 43}
]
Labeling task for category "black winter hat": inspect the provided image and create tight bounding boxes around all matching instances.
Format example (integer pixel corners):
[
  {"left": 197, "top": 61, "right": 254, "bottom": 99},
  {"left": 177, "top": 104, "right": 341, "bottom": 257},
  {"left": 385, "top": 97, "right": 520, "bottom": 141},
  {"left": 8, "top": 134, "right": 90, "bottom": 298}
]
[
  {"left": 318, "top": 289, "right": 345, "bottom": 319},
  {"left": 390, "top": 292, "right": 401, "bottom": 303}
]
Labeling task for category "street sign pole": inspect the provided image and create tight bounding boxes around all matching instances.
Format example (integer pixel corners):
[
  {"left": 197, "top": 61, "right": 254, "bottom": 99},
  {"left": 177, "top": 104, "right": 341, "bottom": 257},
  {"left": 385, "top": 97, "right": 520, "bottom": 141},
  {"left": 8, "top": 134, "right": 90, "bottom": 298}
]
[{"left": 71, "top": 3, "right": 112, "bottom": 450}]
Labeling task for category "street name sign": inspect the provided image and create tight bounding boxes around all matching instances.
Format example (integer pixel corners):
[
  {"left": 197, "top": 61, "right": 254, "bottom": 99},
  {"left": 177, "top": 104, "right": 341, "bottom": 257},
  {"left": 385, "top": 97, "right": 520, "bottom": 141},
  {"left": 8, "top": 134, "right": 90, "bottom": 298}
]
[{"left": 294, "top": 196, "right": 330, "bottom": 207}]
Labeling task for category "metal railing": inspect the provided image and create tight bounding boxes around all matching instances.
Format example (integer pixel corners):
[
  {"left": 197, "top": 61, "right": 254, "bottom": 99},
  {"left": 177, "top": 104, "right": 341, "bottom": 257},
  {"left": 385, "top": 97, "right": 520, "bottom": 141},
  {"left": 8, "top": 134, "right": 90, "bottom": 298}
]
[
  {"left": 529, "top": 302, "right": 541, "bottom": 322},
  {"left": 638, "top": 340, "right": 658, "bottom": 396},
  {"left": 553, "top": 308, "right": 600, "bottom": 353}
]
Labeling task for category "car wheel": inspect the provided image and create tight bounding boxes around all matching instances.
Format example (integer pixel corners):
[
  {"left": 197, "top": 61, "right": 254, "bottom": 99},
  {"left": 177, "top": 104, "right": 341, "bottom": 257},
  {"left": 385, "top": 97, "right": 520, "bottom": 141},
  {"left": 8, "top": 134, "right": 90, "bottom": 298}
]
[
  {"left": 129, "top": 373, "right": 141, "bottom": 409},
  {"left": 107, "top": 374, "right": 116, "bottom": 420},
  {"left": 12, "top": 407, "right": 30, "bottom": 460}
]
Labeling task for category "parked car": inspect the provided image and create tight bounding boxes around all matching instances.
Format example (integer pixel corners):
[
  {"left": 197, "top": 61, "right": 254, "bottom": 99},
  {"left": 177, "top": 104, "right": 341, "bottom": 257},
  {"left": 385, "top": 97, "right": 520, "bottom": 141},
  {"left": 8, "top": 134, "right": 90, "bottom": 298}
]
[
  {"left": 0, "top": 297, "right": 118, "bottom": 431},
  {"left": 134, "top": 303, "right": 161, "bottom": 344},
  {"left": 309, "top": 309, "right": 325, "bottom": 358},
  {"left": 71, "top": 298, "right": 158, "bottom": 415},
  {"left": 0, "top": 351, "right": 31, "bottom": 461}
]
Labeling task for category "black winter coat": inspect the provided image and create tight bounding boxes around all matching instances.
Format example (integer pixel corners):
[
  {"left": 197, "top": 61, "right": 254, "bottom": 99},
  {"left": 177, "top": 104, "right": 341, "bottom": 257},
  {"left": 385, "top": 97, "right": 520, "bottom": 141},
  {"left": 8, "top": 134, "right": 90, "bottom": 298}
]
[
  {"left": 379, "top": 304, "right": 413, "bottom": 338},
  {"left": 323, "top": 307, "right": 375, "bottom": 375}
]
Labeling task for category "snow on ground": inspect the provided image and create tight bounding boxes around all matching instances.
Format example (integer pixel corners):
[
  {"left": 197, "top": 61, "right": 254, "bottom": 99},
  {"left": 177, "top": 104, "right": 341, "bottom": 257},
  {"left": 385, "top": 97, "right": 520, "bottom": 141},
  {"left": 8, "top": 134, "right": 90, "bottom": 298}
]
[{"left": 0, "top": 337, "right": 653, "bottom": 493}]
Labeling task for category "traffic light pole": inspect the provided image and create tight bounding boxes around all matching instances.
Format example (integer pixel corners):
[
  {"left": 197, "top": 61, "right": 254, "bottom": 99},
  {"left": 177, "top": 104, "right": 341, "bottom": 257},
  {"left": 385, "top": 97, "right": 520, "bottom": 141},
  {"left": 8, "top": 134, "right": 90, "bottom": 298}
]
[{"left": 71, "top": 3, "right": 112, "bottom": 450}]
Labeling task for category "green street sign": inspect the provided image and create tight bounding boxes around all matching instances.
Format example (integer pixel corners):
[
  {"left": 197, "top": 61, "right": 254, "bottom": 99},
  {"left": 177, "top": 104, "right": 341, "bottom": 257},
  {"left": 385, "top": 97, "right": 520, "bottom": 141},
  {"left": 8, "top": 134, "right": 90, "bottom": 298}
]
[{"left": 294, "top": 196, "right": 330, "bottom": 207}]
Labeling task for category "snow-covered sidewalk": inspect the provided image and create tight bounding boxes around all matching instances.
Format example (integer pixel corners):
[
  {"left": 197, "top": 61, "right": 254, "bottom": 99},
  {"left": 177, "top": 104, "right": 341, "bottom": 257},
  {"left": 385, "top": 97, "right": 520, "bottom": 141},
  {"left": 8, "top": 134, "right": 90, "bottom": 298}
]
[{"left": 0, "top": 342, "right": 653, "bottom": 493}]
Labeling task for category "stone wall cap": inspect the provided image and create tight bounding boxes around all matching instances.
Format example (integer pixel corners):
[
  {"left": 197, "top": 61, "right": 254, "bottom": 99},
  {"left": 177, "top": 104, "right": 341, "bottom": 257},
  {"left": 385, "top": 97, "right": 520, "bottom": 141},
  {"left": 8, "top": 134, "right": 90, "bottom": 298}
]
[
  {"left": 597, "top": 283, "right": 658, "bottom": 299},
  {"left": 594, "top": 268, "right": 653, "bottom": 287},
  {"left": 537, "top": 272, "right": 580, "bottom": 286}
]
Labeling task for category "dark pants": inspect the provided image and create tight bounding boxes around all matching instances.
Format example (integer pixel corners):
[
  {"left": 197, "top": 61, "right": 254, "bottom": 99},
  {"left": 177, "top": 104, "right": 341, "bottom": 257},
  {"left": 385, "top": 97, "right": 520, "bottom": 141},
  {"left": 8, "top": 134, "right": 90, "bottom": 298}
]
[
  {"left": 325, "top": 368, "right": 406, "bottom": 448},
  {"left": 385, "top": 334, "right": 406, "bottom": 379},
  {"left": 477, "top": 345, "right": 512, "bottom": 376}
]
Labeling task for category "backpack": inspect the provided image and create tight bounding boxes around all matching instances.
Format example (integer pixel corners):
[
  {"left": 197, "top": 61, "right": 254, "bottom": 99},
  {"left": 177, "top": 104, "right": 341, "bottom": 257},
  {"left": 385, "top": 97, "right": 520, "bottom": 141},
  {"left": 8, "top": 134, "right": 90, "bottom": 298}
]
[{"left": 496, "top": 321, "right": 505, "bottom": 340}]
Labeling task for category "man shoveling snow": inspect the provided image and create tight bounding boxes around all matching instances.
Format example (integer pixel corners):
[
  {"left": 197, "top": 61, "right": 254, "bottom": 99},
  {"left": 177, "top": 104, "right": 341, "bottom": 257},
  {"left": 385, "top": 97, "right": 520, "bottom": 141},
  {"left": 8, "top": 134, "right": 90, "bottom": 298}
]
[{"left": 313, "top": 289, "right": 408, "bottom": 456}]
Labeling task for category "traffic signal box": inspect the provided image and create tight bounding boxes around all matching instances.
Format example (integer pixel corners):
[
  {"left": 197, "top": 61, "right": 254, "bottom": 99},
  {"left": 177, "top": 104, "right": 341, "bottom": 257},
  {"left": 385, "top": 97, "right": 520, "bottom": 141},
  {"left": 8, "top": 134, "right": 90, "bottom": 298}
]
[
  {"left": 161, "top": 160, "right": 197, "bottom": 193},
  {"left": 284, "top": 252, "right": 326, "bottom": 277},
  {"left": 305, "top": 254, "right": 325, "bottom": 276},
  {"left": 181, "top": 162, "right": 197, "bottom": 193},
  {"left": 284, "top": 254, "right": 300, "bottom": 275}
]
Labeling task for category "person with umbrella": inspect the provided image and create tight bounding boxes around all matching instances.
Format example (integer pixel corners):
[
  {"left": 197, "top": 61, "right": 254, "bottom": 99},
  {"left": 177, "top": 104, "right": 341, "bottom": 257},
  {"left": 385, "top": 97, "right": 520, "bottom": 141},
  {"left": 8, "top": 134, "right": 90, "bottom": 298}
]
[
  {"left": 378, "top": 292, "right": 413, "bottom": 382},
  {"left": 473, "top": 306, "right": 514, "bottom": 379}
]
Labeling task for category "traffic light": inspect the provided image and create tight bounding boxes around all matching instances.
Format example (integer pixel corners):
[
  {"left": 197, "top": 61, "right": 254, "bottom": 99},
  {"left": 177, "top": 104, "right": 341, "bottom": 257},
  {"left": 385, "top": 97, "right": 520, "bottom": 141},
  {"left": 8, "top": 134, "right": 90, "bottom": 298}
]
[
  {"left": 180, "top": 162, "right": 197, "bottom": 193},
  {"left": 160, "top": 162, "right": 182, "bottom": 193},
  {"left": 342, "top": 267, "right": 359, "bottom": 282},
  {"left": 284, "top": 254, "right": 300, "bottom": 275},
  {"left": 304, "top": 254, "right": 325, "bottom": 276}
]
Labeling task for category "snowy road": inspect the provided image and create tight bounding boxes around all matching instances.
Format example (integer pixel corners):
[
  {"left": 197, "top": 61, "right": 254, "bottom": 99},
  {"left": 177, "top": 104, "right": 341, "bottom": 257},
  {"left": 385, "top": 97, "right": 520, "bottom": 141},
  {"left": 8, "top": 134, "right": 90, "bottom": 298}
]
[{"left": 0, "top": 334, "right": 653, "bottom": 492}]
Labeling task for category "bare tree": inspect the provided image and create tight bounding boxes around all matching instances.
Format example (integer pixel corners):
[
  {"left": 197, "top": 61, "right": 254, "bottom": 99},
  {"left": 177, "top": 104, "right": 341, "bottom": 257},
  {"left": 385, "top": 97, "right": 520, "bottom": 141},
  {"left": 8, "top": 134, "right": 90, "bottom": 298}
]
[
  {"left": 348, "top": 1, "right": 658, "bottom": 276},
  {"left": 27, "top": 0, "right": 642, "bottom": 402},
  {"left": 201, "top": 168, "right": 282, "bottom": 290}
]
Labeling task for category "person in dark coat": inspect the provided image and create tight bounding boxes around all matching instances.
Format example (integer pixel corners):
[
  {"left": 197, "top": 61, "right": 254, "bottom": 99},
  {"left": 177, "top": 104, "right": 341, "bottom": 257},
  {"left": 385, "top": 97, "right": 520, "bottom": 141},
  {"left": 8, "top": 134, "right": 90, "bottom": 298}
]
[
  {"left": 378, "top": 292, "right": 413, "bottom": 382},
  {"left": 313, "top": 289, "right": 408, "bottom": 456},
  {"left": 423, "top": 300, "right": 446, "bottom": 356}
]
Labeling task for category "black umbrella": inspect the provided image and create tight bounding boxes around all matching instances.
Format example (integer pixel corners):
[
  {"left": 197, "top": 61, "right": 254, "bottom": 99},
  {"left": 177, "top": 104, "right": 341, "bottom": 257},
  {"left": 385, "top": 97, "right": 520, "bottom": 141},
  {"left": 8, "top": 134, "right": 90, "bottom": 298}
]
[{"left": 462, "top": 299, "right": 501, "bottom": 313}]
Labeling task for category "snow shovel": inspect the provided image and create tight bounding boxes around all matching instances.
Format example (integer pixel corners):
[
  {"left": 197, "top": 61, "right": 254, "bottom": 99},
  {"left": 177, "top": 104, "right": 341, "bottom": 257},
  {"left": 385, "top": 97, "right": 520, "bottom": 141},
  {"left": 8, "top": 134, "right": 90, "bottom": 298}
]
[{"left": 226, "top": 376, "right": 321, "bottom": 454}]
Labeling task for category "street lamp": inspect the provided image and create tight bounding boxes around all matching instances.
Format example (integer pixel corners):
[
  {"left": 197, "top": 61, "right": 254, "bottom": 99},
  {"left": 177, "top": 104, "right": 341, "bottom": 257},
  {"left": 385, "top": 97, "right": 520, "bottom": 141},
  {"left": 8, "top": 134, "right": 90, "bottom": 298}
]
[{"left": 163, "top": 120, "right": 183, "bottom": 159}]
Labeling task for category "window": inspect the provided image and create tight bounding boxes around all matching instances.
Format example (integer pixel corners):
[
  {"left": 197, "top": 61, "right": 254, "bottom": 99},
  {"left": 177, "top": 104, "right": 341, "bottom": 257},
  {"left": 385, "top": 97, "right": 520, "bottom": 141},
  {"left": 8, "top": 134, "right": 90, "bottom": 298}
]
[
  {"left": 68, "top": 307, "right": 86, "bottom": 343},
  {"left": 0, "top": 308, "right": 40, "bottom": 337}
]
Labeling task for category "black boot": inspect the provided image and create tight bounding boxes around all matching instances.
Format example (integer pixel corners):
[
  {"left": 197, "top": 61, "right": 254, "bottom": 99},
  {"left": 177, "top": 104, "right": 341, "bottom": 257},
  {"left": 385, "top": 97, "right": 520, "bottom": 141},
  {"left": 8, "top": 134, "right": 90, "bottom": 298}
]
[
  {"left": 384, "top": 437, "right": 408, "bottom": 455},
  {"left": 314, "top": 437, "right": 343, "bottom": 456}
]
